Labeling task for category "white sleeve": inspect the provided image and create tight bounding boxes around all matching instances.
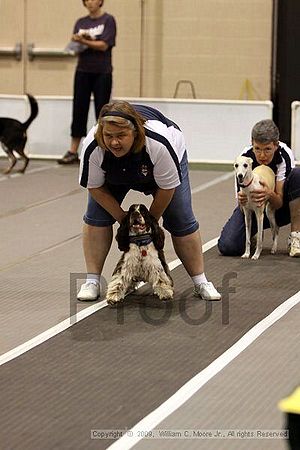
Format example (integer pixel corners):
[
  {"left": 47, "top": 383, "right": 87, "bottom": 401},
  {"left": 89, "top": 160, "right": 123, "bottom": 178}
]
[
  {"left": 144, "top": 123, "right": 182, "bottom": 189},
  {"left": 276, "top": 161, "right": 287, "bottom": 182},
  {"left": 84, "top": 153, "right": 106, "bottom": 188},
  {"left": 276, "top": 142, "right": 295, "bottom": 181},
  {"left": 79, "top": 126, "right": 106, "bottom": 188},
  {"left": 80, "top": 125, "right": 98, "bottom": 158},
  {"left": 154, "top": 149, "right": 181, "bottom": 189},
  {"left": 146, "top": 139, "right": 181, "bottom": 189}
]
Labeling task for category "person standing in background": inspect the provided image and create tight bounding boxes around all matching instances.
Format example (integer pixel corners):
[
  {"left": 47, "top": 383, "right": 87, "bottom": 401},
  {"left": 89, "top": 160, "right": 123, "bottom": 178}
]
[{"left": 58, "top": 0, "right": 116, "bottom": 164}]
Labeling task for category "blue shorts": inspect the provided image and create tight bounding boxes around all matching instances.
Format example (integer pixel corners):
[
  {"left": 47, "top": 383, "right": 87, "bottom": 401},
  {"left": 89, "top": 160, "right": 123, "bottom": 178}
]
[{"left": 83, "top": 152, "right": 199, "bottom": 237}]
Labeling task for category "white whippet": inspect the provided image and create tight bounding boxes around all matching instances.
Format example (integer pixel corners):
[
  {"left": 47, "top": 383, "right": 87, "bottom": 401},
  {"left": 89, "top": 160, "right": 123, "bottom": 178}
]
[{"left": 234, "top": 155, "right": 279, "bottom": 260}]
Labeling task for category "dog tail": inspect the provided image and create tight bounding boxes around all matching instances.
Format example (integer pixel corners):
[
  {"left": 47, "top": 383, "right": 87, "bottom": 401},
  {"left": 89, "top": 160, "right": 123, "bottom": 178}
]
[{"left": 22, "top": 93, "right": 39, "bottom": 129}]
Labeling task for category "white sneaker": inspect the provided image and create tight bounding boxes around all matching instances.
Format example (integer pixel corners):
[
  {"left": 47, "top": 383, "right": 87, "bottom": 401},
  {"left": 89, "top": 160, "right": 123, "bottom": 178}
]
[
  {"left": 288, "top": 232, "right": 300, "bottom": 257},
  {"left": 193, "top": 282, "right": 221, "bottom": 301},
  {"left": 77, "top": 282, "right": 100, "bottom": 301}
]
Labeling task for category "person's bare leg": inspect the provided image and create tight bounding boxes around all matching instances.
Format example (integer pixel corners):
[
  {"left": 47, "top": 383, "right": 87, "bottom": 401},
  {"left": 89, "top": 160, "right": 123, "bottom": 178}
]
[
  {"left": 83, "top": 223, "right": 113, "bottom": 274},
  {"left": 171, "top": 230, "right": 204, "bottom": 276},
  {"left": 171, "top": 230, "right": 221, "bottom": 300},
  {"left": 77, "top": 224, "right": 113, "bottom": 300}
]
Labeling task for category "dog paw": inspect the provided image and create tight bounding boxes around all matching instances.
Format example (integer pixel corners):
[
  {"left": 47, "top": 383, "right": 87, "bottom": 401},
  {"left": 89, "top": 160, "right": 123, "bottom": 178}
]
[
  {"left": 106, "top": 298, "right": 123, "bottom": 307},
  {"left": 251, "top": 253, "right": 260, "bottom": 260},
  {"left": 106, "top": 292, "right": 124, "bottom": 305},
  {"left": 241, "top": 253, "right": 250, "bottom": 259},
  {"left": 153, "top": 285, "right": 174, "bottom": 301}
]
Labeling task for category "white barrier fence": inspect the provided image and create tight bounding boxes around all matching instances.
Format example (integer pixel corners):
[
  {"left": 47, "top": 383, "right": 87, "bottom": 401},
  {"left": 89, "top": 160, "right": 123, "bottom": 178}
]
[
  {"left": 291, "top": 101, "right": 300, "bottom": 161},
  {"left": 0, "top": 96, "right": 273, "bottom": 162}
]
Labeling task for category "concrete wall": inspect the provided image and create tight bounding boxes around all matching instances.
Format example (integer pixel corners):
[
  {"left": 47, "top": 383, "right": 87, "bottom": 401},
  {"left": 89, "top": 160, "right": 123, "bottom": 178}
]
[{"left": 0, "top": 0, "right": 273, "bottom": 100}]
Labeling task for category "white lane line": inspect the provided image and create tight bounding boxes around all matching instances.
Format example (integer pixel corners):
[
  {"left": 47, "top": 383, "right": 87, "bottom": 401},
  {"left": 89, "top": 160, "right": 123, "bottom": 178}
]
[
  {"left": 191, "top": 171, "right": 234, "bottom": 194},
  {"left": 0, "top": 172, "right": 225, "bottom": 364},
  {"left": 168, "top": 238, "right": 219, "bottom": 271},
  {"left": 0, "top": 236, "right": 220, "bottom": 366},
  {"left": 0, "top": 300, "right": 108, "bottom": 366},
  {"left": 107, "top": 290, "right": 300, "bottom": 450},
  {"left": 3, "top": 168, "right": 294, "bottom": 448},
  {"left": 0, "top": 164, "right": 57, "bottom": 182}
]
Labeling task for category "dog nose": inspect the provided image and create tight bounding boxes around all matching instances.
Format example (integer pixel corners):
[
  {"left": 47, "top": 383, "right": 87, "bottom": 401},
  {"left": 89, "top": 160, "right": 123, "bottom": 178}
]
[{"left": 132, "top": 211, "right": 143, "bottom": 224}]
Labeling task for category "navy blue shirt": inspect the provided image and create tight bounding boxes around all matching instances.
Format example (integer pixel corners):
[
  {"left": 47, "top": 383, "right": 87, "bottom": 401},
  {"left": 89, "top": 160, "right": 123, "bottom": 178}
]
[{"left": 74, "top": 13, "right": 116, "bottom": 73}]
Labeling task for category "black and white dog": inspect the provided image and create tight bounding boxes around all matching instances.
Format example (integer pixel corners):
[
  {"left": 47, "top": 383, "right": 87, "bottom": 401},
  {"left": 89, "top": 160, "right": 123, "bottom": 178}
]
[
  {"left": 0, "top": 93, "right": 38, "bottom": 174},
  {"left": 106, "top": 204, "right": 174, "bottom": 305}
]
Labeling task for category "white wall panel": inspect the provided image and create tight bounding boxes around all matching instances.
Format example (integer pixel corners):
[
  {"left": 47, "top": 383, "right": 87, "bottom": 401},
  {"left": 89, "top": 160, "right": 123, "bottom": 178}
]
[
  {"left": 291, "top": 102, "right": 300, "bottom": 160},
  {"left": 0, "top": 96, "right": 273, "bottom": 162}
]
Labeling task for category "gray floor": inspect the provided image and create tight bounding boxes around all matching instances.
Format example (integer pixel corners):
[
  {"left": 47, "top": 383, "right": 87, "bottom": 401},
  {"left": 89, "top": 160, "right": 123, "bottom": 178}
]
[
  {"left": 134, "top": 301, "right": 300, "bottom": 450},
  {"left": 0, "top": 159, "right": 299, "bottom": 450},
  {"left": 0, "top": 160, "right": 234, "bottom": 354}
]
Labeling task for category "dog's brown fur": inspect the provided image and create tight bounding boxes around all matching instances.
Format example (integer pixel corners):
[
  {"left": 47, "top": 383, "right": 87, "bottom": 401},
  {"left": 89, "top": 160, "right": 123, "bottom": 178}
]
[{"left": 0, "top": 94, "right": 38, "bottom": 174}]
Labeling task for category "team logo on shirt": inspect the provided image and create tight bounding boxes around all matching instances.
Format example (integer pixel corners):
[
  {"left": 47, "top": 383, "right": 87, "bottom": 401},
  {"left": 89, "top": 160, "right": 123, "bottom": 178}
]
[
  {"left": 78, "top": 24, "right": 105, "bottom": 39},
  {"left": 140, "top": 164, "right": 149, "bottom": 177}
]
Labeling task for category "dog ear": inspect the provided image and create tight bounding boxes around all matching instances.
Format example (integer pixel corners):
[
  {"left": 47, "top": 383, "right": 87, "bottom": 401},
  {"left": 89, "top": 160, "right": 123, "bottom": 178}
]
[
  {"left": 116, "top": 215, "right": 130, "bottom": 251},
  {"left": 247, "top": 157, "right": 253, "bottom": 166},
  {"left": 151, "top": 217, "right": 165, "bottom": 250}
]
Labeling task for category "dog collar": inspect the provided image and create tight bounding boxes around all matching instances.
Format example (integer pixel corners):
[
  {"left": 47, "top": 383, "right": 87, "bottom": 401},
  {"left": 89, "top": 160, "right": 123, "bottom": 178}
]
[
  {"left": 129, "top": 234, "right": 152, "bottom": 246},
  {"left": 239, "top": 177, "right": 253, "bottom": 188}
]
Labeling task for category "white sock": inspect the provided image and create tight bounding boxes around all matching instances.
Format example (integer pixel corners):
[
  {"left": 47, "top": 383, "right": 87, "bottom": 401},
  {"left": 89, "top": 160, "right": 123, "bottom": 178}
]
[
  {"left": 191, "top": 273, "right": 208, "bottom": 285},
  {"left": 291, "top": 231, "right": 300, "bottom": 237},
  {"left": 86, "top": 274, "right": 100, "bottom": 286}
]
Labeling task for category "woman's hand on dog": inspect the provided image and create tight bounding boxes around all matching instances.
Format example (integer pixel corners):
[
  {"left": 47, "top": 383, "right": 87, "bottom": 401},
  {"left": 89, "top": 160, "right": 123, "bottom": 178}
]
[
  {"left": 250, "top": 180, "right": 270, "bottom": 207},
  {"left": 238, "top": 191, "right": 248, "bottom": 206}
]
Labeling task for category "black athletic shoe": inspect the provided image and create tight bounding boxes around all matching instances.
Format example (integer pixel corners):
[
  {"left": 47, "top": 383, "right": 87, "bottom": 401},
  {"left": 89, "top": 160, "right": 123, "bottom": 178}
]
[{"left": 57, "top": 151, "right": 79, "bottom": 165}]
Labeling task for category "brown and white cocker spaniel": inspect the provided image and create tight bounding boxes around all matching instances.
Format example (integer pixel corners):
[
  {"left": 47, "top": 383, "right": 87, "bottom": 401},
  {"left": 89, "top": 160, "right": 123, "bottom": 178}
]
[{"left": 106, "top": 204, "right": 174, "bottom": 305}]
